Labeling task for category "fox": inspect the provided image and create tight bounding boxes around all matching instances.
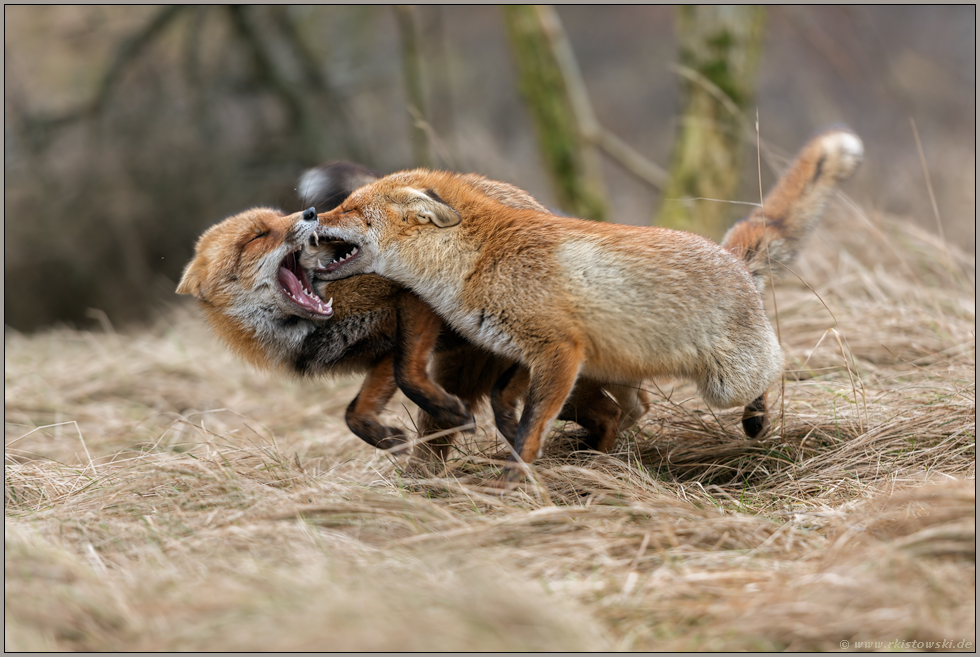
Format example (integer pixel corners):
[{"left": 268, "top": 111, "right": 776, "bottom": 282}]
[
  {"left": 176, "top": 163, "right": 647, "bottom": 459},
  {"left": 312, "top": 128, "right": 865, "bottom": 470}
]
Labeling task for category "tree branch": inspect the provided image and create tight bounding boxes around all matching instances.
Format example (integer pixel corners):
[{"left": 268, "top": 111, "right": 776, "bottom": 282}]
[
  {"left": 91, "top": 5, "right": 187, "bottom": 114},
  {"left": 593, "top": 127, "right": 669, "bottom": 189},
  {"left": 19, "top": 6, "right": 186, "bottom": 142},
  {"left": 535, "top": 5, "right": 667, "bottom": 191},
  {"left": 269, "top": 6, "right": 368, "bottom": 162}
]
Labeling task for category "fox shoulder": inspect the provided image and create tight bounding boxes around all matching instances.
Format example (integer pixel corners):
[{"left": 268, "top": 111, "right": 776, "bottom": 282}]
[{"left": 723, "top": 128, "right": 863, "bottom": 291}]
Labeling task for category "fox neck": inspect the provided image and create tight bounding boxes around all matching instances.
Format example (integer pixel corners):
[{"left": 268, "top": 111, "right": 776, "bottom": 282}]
[
  {"left": 374, "top": 231, "right": 475, "bottom": 327},
  {"left": 228, "top": 298, "right": 316, "bottom": 367}
]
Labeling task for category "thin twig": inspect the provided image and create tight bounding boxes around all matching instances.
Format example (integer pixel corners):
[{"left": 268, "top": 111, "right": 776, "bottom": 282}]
[
  {"left": 537, "top": 5, "right": 667, "bottom": 191},
  {"left": 395, "top": 5, "right": 432, "bottom": 168}
]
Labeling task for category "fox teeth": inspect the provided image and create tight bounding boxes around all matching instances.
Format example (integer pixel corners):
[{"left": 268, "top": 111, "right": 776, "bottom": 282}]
[
  {"left": 326, "top": 297, "right": 333, "bottom": 308},
  {"left": 332, "top": 247, "right": 358, "bottom": 265}
]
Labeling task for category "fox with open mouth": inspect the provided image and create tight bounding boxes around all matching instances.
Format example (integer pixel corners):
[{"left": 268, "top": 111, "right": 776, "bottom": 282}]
[{"left": 177, "top": 163, "right": 648, "bottom": 459}]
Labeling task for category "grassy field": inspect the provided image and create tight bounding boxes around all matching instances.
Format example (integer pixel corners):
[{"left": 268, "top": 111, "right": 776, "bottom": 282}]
[{"left": 5, "top": 205, "right": 975, "bottom": 651}]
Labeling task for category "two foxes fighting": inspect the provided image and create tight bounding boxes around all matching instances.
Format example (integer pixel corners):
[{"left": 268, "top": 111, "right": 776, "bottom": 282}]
[{"left": 178, "top": 128, "right": 863, "bottom": 474}]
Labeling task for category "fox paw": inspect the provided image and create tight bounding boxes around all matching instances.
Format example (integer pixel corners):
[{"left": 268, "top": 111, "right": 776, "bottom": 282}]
[
  {"left": 489, "top": 467, "right": 524, "bottom": 493},
  {"left": 374, "top": 429, "right": 411, "bottom": 453},
  {"left": 346, "top": 416, "right": 410, "bottom": 452},
  {"left": 432, "top": 398, "right": 475, "bottom": 434}
]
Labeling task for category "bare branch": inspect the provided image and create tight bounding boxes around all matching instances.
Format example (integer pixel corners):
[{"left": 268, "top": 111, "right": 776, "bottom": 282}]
[
  {"left": 593, "top": 126, "right": 669, "bottom": 190},
  {"left": 227, "top": 6, "right": 305, "bottom": 128},
  {"left": 535, "top": 6, "right": 667, "bottom": 192},
  {"left": 533, "top": 6, "right": 605, "bottom": 194},
  {"left": 502, "top": 5, "right": 608, "bottom": 220},
  {"left": 17, "top": 6, "right": 186, "bottom": 141},
  {"left": 91, "top": 5, "right": 187, "bottom": 114},
  {"left": 269, "top": 6, "right": 369, "bottom": 162}
]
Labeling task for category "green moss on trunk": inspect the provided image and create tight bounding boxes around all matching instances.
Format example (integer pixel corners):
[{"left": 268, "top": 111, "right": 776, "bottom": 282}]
[
  {"left": 657, "top": 5, "right": 767, "bottom": 239},
  {"left": 502, "top": 5, "right": 607, "bottom": 221}
]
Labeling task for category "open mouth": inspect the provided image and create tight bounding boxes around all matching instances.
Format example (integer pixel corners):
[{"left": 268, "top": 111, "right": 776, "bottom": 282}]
[
  {"left": 278, "top": 250, "right": 334, "bottom": 318},
  {"left": 302, "top": 234, "right": 361, "bottom": 278}
]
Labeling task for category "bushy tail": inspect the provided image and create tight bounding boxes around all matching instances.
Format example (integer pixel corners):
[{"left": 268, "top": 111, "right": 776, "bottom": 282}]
[
  {"left": 297, "top": 161, "right": 380, "bottom": 212},
  {"left": 722, "top": 128, "right": 864, "bottom": 293}
]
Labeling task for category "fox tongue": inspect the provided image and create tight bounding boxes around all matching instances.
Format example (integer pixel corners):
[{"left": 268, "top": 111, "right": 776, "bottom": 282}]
[{"left": 278, "top": 266, "right": 333, "bottom": 317}]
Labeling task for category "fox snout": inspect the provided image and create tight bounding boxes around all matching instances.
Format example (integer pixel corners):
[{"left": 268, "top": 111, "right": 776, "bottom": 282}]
[{"left": 302, "top": 207, "right": 317, "bottom": 222}]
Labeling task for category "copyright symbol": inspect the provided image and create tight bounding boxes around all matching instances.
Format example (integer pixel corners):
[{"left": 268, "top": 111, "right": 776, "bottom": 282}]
[{"left": 840, "top": 640, "right": 850, "bottom": 649}]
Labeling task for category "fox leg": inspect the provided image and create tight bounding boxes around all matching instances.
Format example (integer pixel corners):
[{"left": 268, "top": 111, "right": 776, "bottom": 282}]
[
  {"left": 606, "top": 383, "right": 650, "bottom": 432},
  {"left": 490, "top": 363, "right": 529, "bottom": 445},
  {"left": 412, "top": 346, "right": 499, "bottom": 465},
  {"left": 741, "top": 392, "right": 769, "bottom": 438},
  {"left": 413, "top": 410, "right": 454, "bottom": 463},
  {"left": 345, "top": 354, "right": 408, "bottom": 451},
  {"left": 495, "top": 366, "right": 630, "bottom": 453},
  {"left": 394, "top": 293, "right": 475, "bottom": 431},
  {"left": 559, "top": 379, "right": 622, "bottom": 453},
  {"left": 509, "top": 343, "right": 585, "bottom": 468}
]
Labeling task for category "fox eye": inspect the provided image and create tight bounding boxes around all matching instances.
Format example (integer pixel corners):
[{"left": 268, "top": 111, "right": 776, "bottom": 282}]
[{"left": 244, "top": 230, "right": 269, "bottom": 246}]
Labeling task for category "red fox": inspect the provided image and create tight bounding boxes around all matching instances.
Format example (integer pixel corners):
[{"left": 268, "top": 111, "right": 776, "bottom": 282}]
[
  {"left": 176, "top": 163, "right": 646, "bottom": 459},
  {"left": 312, "top": 129, "right": 864, "bottom": 469}
]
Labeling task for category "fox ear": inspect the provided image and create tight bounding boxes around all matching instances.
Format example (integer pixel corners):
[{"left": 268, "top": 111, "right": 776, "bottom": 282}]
[
  {"left": 404, "top": 188, "right": 461, "bottom": 228},
  {"left": 176, "top": 258, "right": 205, "bottom": 297}
]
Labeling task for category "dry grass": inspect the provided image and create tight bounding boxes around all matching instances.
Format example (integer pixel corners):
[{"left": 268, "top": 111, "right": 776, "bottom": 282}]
[{"left": 5, "top": 206, "right": 975, "bottom": 652}]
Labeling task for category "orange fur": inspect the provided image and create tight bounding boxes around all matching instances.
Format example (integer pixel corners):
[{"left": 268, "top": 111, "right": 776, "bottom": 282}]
[
  {"left": 177, "top": 168, "right": 648, "bottom": 458},
  {"left": 315, "top": 129, "right": 863, "bottom": 467}
]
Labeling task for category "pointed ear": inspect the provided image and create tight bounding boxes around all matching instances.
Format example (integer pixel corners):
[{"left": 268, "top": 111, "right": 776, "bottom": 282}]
[
  {"left": 403, "top": 188, "right": 461, "bottom": 228},
  {"left": 176, "top": 257, "right": 205, "bottom": 297}
]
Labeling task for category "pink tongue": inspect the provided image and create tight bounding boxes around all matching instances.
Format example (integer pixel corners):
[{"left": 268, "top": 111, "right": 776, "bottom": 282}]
[
  {"left": 278, "top": 266, "right": 307, "bottom": 299},
  {"left": 278, "top": 266, "right": 331, "bottom": 317}
]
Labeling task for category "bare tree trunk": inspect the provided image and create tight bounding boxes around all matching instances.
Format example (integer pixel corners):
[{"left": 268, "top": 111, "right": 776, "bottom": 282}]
[
  {"left": 227, "top": 6, "right": 321, "bottom": 163},
  {"left": 420, "top": 6, "right": 456, "bottom": 165},
  {"left": 502, "top": 5, "right": 607, "bottom": 221},
  {"left": 395, "top": 5, "right": 432, "bottom": 168},
  {"left": 656, "top": 5, "right": 766, "bottom": 239}
]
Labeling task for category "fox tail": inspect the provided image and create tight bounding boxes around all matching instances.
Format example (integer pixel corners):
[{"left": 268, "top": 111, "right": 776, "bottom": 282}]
[
  {"left": 297, "top": 161, "right": 381, "bottom": 212},
  {"left": 722, "top": 128, "right": 864, "bottom": 293}
]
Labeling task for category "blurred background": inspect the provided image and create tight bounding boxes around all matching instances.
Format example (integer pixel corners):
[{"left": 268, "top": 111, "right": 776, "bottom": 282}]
[{"left": 4, "top": 5, "right": 975, "bottom": 332}]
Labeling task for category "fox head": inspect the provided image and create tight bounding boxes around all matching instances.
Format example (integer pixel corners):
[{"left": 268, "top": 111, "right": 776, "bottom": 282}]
[
  {"left": 177, "top": 206, "right": 350, "bottom": 368},
  {"left": 177, "top": 206, "right": 336, "bottom": 319},
  {"left": 312, "top": 170, "right": 478, "bottom": 282}
]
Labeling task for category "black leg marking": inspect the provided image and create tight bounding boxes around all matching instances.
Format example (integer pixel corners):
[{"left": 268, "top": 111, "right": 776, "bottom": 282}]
[
  {"left": 741, "top": 393, "right": 769, "bottom": 438},
  {"left": 490, "top": 363, "right": 521, "bottom": 444}
]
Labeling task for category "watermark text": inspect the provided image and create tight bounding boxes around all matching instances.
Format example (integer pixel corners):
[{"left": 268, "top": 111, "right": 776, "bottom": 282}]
[{"left": 841, "top": 639, "right": 973, "bottom": 650}]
